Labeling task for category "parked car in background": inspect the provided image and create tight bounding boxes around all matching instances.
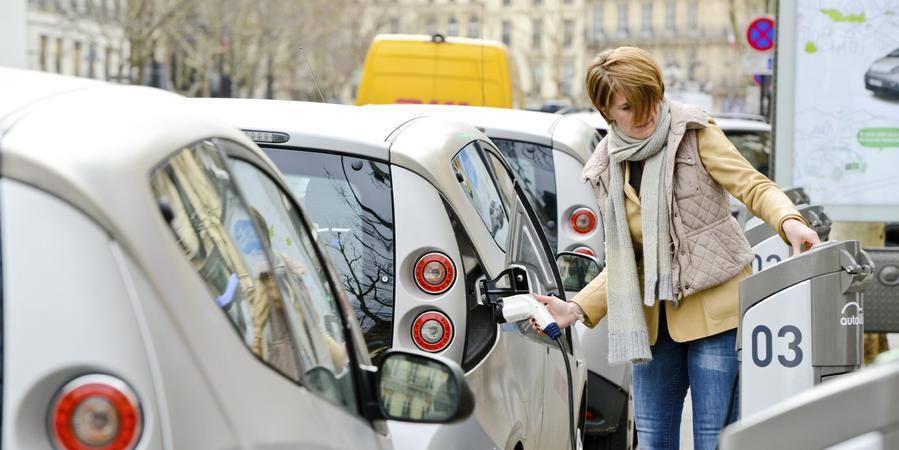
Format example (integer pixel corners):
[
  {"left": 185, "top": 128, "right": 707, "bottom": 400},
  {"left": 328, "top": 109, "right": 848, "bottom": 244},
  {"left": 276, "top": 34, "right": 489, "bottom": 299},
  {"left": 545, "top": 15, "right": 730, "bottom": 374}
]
[
  {"left": 0, "top": 68, "right": 474, "bottom": 450},
  {"left": 865, "top": 47, "right": 899, "bottom": 97},
  {"left": 355, "top": 33, "right": 524, "bottom": 108},
  {"left": 191, "top": 98, "right": 589, "bottom": 450}
]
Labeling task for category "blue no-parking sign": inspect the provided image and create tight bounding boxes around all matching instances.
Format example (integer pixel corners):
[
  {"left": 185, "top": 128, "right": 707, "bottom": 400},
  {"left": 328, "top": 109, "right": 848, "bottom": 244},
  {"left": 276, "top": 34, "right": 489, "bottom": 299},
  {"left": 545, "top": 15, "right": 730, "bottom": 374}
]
[{"left": 746, "top": 17, "right": 775, "bottom": 52}]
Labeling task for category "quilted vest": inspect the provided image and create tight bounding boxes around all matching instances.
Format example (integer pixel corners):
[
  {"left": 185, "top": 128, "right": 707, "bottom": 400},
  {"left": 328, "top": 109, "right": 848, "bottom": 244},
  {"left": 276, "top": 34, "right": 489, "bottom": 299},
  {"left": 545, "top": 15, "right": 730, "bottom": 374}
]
[{"left": 581, "top": 100, "right": 754, "bottom": 299}]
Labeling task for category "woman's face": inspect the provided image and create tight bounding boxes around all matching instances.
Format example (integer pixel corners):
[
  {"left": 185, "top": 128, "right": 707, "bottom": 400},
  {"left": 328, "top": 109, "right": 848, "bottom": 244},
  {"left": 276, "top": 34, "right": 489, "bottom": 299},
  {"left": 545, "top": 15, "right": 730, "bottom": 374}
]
[{"left": 604, "top": 93, "right": 658, "bottom": 140}]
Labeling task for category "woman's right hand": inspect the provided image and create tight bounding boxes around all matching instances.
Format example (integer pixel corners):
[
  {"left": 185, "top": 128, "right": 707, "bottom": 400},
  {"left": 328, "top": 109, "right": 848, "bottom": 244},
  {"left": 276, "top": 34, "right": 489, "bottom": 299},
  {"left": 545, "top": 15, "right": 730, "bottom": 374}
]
[{"left": 531, "top": 294, "right": 583, "bottom": 332}]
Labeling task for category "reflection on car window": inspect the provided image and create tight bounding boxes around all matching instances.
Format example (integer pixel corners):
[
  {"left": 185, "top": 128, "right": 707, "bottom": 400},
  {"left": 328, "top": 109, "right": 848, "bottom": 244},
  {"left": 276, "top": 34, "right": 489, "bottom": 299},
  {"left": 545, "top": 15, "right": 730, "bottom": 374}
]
[
  {"left": 451, "top": 143, "right": 509, "bottom": 251},
  {"left": 492, "top": 138, "right": 558, "bottom": 249},
  {"left": 484, "top": 151, "right": 558, "bottom": 296},
  {"left": 151, "top": 141, "right": 303, "bottom": 382},
  {"left": 229, "top": 157, "right": 358, "bottom": 412},
  {"left": 263, "top": 148, "right": 395, "bottom": 359},
  {"left": 726, "top": 131, "right": 771, "bottom": 177}
]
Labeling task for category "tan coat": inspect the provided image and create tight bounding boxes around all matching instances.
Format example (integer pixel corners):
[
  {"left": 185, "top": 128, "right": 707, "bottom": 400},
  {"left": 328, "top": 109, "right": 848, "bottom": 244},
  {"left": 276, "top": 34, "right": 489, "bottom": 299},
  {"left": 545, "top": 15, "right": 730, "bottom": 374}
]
[{"left": 573, "top": 102, "right": 806, "bottom": 343}]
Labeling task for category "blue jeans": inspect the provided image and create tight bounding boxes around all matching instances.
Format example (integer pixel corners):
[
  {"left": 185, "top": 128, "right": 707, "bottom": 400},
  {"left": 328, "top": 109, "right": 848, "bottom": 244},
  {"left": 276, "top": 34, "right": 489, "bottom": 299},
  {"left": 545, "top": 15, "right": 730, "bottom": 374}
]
[{"left": 632, "top": 309, "right": 739, "bottom": 450}]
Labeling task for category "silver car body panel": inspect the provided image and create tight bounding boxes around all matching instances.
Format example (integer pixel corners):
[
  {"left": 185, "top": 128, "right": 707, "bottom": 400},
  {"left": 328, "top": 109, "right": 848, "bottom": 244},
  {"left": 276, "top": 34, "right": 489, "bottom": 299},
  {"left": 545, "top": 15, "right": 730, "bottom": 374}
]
[
  {"left": 0, "top": 69, "right": 396, "bottom": 449},
  {"left": 720, "top": 360, "right": 899, "bottom": 450},
  {"left": 190, "top": 98, "right": 587, "bottom": 449}
]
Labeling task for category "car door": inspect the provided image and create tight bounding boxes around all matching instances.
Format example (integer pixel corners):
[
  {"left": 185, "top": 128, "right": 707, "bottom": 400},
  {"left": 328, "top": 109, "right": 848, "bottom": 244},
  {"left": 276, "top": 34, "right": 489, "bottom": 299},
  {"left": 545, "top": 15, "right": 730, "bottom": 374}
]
[
  {"left": 225, "top": 150, "right": 394, "bottom": 449},
  {"left": 481, "top": 143, "right": 578, "bottom": 450},
  {"left": 151, "top": 140, "right": 390, "bottom": 449}
]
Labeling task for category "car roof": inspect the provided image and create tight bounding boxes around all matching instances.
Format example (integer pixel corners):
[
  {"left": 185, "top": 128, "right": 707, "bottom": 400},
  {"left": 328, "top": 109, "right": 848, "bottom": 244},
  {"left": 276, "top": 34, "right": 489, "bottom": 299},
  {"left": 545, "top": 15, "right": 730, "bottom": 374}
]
[
  {"left": 564, "top": 111, "right": 609, "bottom": 131},
  {"left": 362, "top": 104, "right": 596, "bottom": 164},
  {"left": 711, "top": 117, "right": 771, "bottom": 133},
  {"left": 189, "top": 99, "right": 429, "bottom": 161},
  {"left": 562, "top": 110, "right": 771, "bottom": 133},
  {"left": 0, "top": 68, "right": 262, "bottom": 235},
  {"left": 187, "top": 98, "right": 510, "bottom": 272}
]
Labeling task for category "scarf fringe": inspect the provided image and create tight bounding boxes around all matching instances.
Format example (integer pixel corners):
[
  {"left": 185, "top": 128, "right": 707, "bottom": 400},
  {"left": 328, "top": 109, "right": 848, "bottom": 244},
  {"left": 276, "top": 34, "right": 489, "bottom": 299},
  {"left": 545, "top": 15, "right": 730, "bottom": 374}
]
[{"left": 608, "top": 330, "right": 653, "bottom": 364}]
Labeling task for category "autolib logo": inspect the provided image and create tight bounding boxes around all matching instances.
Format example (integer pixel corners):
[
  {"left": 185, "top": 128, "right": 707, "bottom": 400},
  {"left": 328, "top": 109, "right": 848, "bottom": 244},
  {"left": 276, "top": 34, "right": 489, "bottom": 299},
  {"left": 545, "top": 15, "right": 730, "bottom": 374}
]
[{"left": 840, "top": 301, "right": 864, "bottom": 327}]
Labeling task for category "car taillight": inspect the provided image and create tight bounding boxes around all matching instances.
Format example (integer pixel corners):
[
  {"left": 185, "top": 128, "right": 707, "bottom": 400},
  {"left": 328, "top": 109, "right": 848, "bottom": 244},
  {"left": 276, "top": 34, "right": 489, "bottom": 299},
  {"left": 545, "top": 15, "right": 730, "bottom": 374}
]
[
  {"left": 49, "top": 374, "right": 142, "bottom": 450},
  {"left": 414, "top": 252, "right": 456, "bottom": 294},
  {"left": 411, "top": 311, "right": 454, "bottom": 353},
  {"left": 570, "top": 208, "right": 597, "bottom": 234},
  {"left": 573, "top": 246, "right": 595, "bottom": 257}
]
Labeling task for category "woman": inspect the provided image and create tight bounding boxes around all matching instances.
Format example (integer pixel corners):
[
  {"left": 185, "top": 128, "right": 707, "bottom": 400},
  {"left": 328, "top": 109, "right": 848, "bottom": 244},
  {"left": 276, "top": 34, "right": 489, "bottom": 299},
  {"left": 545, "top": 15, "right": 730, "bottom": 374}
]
[{"left": 536, "top": 47, "right": 821, "bottom": 450}]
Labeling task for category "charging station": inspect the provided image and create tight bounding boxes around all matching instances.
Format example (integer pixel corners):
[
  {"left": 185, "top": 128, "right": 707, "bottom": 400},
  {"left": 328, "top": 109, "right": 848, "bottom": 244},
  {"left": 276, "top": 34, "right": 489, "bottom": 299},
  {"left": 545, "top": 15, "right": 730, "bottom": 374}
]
[
  {"left": 737, "top": 240, "right": 873, "bottom": 417},
  {"left": 745, "top": 204, "right": 832, "bottom": 273}
]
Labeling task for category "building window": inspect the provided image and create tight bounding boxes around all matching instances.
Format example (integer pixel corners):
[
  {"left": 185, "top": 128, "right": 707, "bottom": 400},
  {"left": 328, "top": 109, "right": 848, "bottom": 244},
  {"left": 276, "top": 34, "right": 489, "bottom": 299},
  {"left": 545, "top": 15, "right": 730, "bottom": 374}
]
[
  {"left": 87, "top": 43, "right": 97, "bottom": 78},
  {"left": 447, "top": 17, "right": 458, "bottom": 36},
  {"left": 532, "top": 64, "right": 542, "bottom": 95},
  {"left": 618, "top": 2, "right": 629, "bottom": 36},
  {"left": 533, "top": 0, "right": 542, "bottom": 5},
  {"left": 38, "top": 35, "right": 48, "bottom": 71},
  {"left": 532, "top": 19, "right": 542, "bottom": 49},
  {"left": 73, "top": 41, "right": 82, "bottom": 77},
  {"left": 561, "top": 63, "right": 574, "bottom": 97},
  {"left": 641, "top": 1, "right": 653, "bottom": 34},
  {"left": 503, "top": 0, "right": 511, "bottom": 5},
  {"left": 55, "top": 38, "right": 63, "bottom": 73},
  {"left": 666, "top": 0, "right": 676, "bottom": 32},
  {"left": 104, "top": 46, "right": 112, "bottom": 80},
  {"left": 592, "top": 5, "right": 604, "bottom": 42},
  {"left": 390, "top": 17, "right": 400, "bottom": 33},
  {"left": 467, "top": 16, "right": 479, "bottom": 38},
  {"left": 687, "top": 0, "right": 698, "bottom": 31},
  {"left": 502, "top": 20, "right": 512, "bottom": 46},
  {"left": 563, "top": 19, "right": 574, "bottom": 48},
  {"left": 426, "top": 17, "right": 436, "bottom": 35}
]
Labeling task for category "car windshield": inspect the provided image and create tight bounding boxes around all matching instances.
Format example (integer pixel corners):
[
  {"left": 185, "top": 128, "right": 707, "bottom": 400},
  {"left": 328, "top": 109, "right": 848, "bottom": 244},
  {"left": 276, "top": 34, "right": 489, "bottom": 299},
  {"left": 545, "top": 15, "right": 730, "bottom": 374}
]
[
  {"left": 491, "top": 138, "right": 558, "bottom": 250},
  {"left": 890, "top": 48, "right": 899, "bottom": 57},
  {"left": 726, "top": 130, "right": 771, "bottom": 177},
  {"left": 263, "top": 147, "right": 395, "bottom": 359}
]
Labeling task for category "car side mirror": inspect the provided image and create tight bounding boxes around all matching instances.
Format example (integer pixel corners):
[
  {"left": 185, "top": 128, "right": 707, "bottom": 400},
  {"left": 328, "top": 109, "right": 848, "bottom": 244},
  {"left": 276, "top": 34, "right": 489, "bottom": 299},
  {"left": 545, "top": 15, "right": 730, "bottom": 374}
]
[
  {"left": 556, "top": 251, "right": 603, "bottom": 292},
  {"left": 376, "top": 350, "right": 475, "bottom": 423}
]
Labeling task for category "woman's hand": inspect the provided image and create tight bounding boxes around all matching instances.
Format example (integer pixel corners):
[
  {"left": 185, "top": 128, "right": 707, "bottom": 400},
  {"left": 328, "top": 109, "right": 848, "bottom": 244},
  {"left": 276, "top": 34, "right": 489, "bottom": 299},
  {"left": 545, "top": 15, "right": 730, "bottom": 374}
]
[
  {"left": 783, "top": 218, "right": 821, "bottom": 254},
  {"left": 530, "top": 294, "right": 583, "bottom": 333}
]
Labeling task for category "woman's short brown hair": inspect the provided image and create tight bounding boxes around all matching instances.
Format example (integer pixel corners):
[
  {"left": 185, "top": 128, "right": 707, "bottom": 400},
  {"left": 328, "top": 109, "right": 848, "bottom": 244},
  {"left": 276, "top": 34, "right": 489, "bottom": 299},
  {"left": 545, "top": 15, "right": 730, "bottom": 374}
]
[{"left": 585, "top": 47, "right": 665, "bottom": 125}]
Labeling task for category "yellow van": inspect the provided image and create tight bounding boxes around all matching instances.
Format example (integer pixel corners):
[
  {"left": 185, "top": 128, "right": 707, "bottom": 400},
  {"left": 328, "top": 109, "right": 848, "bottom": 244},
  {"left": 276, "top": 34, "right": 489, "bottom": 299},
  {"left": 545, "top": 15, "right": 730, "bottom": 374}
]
[{"left": 355, "top": 34, "right": 523, "bottom": 108}]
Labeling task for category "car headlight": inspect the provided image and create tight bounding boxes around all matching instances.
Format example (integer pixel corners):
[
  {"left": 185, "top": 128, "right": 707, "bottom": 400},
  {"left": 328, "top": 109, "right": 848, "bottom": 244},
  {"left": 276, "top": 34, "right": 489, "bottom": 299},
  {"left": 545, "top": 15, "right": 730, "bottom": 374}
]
[{"left": 891, "top": 66, "right": 899, "bottom": 74}]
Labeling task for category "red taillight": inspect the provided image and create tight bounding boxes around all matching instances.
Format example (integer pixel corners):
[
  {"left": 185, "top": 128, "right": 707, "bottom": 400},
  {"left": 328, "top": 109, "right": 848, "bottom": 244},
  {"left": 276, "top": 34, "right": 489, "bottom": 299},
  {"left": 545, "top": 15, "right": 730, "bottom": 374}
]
[
  {"left": 49, "top": 374, "right": 142, "bottom": 450},
  {"left": 573, "top": 246, "right": 595, "bottom": 257},
  {"left": 570, "top": 208, "right": 597, "bottom": 234},
  {"left": 411, "top": 311, "right": 454, "bottom": 352},
  {"left": 414, "top": 252, "right": 456, "bottom": 294}
]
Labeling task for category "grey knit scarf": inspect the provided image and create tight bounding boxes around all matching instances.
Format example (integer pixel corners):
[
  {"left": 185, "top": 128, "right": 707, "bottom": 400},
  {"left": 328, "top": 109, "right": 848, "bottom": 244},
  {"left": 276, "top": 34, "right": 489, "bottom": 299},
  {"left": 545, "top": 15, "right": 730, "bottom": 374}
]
[{"left": 605, "top": 100, "right": 674, "bottom": 364}]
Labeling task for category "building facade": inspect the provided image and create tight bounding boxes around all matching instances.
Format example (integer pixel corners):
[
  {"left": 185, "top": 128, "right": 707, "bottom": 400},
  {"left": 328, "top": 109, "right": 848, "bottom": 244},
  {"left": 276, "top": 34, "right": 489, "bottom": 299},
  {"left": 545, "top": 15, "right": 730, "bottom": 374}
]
[
  {"left": 389, "top": 0, "right": 771, "bottom": 112},
  {"left": 25, "top": 0, "right": 129, "bottom": 82}
]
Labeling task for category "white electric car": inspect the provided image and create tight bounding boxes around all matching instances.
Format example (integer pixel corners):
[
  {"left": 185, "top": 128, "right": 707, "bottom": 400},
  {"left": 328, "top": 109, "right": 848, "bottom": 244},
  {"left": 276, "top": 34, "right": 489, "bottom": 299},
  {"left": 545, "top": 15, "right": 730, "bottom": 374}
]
[
  {"left": 0, "top": 69, "right": 475, "bottom": 450},
  {"left": 363, "top": 103, "right": 635, "bottom": 449},
  {"left": 191, "top": 98, "right": 590, "bottom": 450}
]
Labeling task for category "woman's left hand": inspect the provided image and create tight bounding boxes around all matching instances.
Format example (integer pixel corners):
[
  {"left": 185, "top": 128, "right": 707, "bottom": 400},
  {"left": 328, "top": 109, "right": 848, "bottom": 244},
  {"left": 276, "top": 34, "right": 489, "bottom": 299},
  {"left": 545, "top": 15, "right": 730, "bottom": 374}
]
[{"left": 782, "top": 218, "right": 821, "bottom": 254}]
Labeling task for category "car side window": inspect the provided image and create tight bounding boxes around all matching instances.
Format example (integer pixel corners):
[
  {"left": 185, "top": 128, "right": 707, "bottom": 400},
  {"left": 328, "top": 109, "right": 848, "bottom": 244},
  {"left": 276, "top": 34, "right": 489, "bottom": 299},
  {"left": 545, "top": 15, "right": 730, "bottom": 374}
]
[
  {"left": 484, "top": 150, "right": 559, "bottom": 297},
  {"left": 228, "top": 156, "right": 359, "bottom": 413},
  {"left": 451, "top": 142, "right": 510, "bottom": 251},
  {"left": 151, "top": 142, "right": 305, "bottom": 382}
]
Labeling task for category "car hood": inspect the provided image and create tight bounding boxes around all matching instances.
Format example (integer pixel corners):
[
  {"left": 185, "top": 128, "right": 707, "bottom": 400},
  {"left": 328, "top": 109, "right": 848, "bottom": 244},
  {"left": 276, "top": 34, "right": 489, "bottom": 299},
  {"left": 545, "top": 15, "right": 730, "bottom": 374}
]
[{"left": 870, "top": 56, "right": 899, "bottom": 73}]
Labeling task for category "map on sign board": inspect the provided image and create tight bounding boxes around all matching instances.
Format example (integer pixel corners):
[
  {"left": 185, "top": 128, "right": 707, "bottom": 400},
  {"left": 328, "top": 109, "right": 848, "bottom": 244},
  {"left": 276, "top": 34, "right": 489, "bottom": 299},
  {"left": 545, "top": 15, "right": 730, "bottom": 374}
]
[{"left": 789, "top": 1, "right": 899, "bottom": 219}]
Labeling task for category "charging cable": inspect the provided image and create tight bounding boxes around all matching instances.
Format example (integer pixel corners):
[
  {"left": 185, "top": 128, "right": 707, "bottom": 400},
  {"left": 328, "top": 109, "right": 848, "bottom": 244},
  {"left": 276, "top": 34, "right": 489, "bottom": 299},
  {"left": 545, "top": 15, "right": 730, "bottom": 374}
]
[{"left": 497, "top": 294, "right": 578, "bottom": 450}]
